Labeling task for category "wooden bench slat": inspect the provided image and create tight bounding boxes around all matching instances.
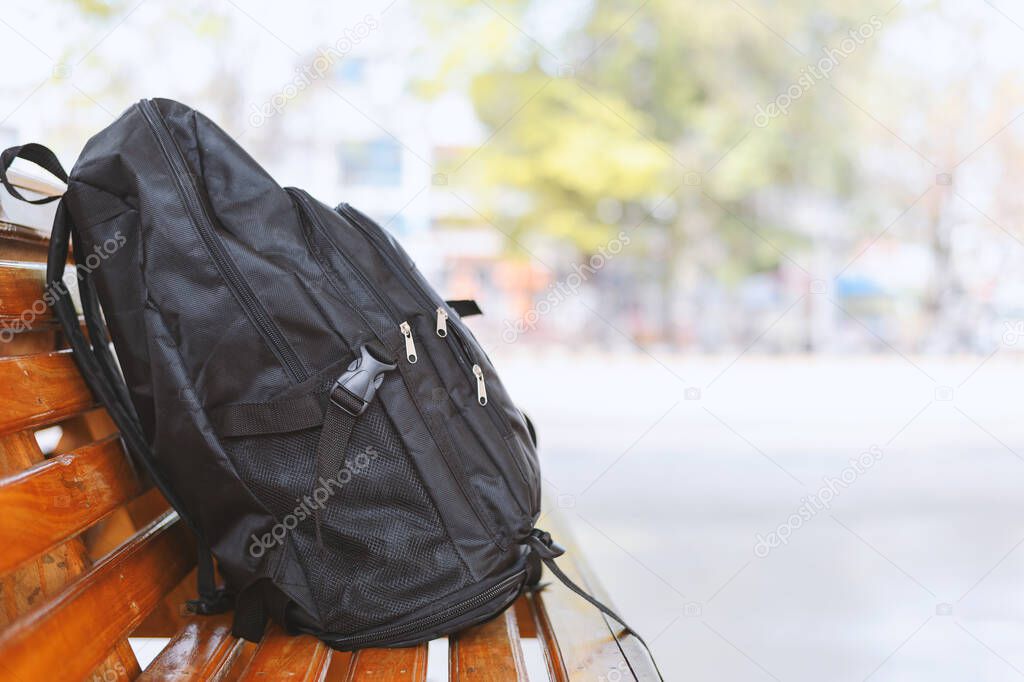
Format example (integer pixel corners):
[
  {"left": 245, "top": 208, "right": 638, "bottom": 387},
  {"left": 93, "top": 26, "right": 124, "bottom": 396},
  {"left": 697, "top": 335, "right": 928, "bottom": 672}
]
[
  {"left": 0, "top": 351, "right": 96, "bottom": 434},
  {"left": 104, "top": 639, "right": 144, "bottom": 680},
  {"left": 346, "top": 644, "right": 428, "bottom": 681},
  {"left": 0, "top": 223, "right": 51, "bottom": 264},
  {"left": 0, "top": 434, "right": 141, "bottom": 574},
  {"left": 0, "top": 511, "right": 194, "bottom": 681},
  {"left": 511, "top": 595, "right": 536, "bottom": 639},
  {"left": 139, "top": 614, "right": 243, "bottom": 681},
  {"left": 449, "top": 608, "right": 527, "bottom": 681},
  {"left": 325, "top": 651, "right": 354, "bottom": 681},
  {"left": 0, "top": 429, "right": 44, "bottom": 475},
  {"left": 0, "top": 329, "right": 60, "bottom": 355},
  {"left": 237, "top": 623, "right": 333, "bottom": 682},
  {"left": 529, "top": 591, "right": 570, "bottom": 682},
  {"left": 0, "top": 260, "right": 51, "bottom": 324}
]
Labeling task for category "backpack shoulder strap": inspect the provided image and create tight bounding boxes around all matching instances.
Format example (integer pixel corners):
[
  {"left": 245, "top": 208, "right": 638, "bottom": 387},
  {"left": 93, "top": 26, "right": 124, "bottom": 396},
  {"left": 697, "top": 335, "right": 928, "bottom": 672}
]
[{"left": 2, "top": 143, "right": 231, "bottom": 616}]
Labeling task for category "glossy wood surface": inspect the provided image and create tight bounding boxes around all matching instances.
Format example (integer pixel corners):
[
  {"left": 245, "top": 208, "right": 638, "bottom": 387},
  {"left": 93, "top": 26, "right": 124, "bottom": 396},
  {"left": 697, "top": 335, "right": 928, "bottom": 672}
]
[{"left": 450, "top": 607, "right": 527, "bottom": 681}]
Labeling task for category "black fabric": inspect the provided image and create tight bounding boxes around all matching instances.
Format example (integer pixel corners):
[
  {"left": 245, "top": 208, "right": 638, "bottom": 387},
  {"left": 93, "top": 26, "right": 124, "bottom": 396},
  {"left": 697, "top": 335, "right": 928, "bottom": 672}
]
[
  {"left": 48, "top": 198, "right": 228, "bottom": 620},
  {"left": 223, "top": 398, "right": 477, "bottom": 635},
  {"left": 72, "top": 232, "right": 137, "bottom": 421},
  {"left": 311, "top": 399, "right": 357, "bottom": 547},
  {"left": 232, "top": 581, "right": 269, "bottom": 641},
  {"left": 0, "top": 99, "right": 660, "bottom": 656},
  {"left": 188, "top": 538, "right": 232, "bottom": 614},
  {"left": 445, "top": 299, "right": 482, "bottom": 317},
  {"left": 211, "top": 394, "right": 325, "bottom": 436},
  {"left": 521, "top": 410, "right": 538, "bottom": 448}
]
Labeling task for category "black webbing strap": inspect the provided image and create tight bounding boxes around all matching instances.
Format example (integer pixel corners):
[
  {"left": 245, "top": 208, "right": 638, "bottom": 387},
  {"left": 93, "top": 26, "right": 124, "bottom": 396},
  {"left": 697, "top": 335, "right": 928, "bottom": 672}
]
[
  {"left": 210, "top": 393, "right": 325, "bottom": 437},
  {"left": 310, "top": 396, "right": 359, "bottom": 547},
  {"left": 232, "top": 578, "right": 295, "bottom": 641},
  {"left": 232, "top": 580, "right": 269, "bottom": 641},
  {"left": 527, "top": 529, "right": 665, "bottom": 681},
  {"left": 309, "top": 344, "right": 396, "bottom": 547},
  {"left": 445, "top": 299, "right": 482, "bottom": 317},
  {"left": 187, "top": 537, "right": 232, "bottom": 614},
  {"left": 71, "top": 226, "right": 138, "bottom": 420},
  {"left": 8, "top": 142, "right": 232, "bottom": 616},
  {"left": 48, "top": 203, "right": 155, "bottom": 477},
  {"left": 0, "top": 143, "right": 68, "bottom": 203},
  {"left": 521, "top": 410, "right": 538, "bottom": 447}
]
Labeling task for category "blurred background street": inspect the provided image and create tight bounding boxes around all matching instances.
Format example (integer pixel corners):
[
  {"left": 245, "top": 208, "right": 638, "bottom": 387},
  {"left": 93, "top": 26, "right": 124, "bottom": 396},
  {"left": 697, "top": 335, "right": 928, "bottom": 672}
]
[
  {"left": 496, "top": 351, "right": 1024, "bottom": 679},
  {"left": 4, "top": 0, "right": 1024, "bottom": 678}
]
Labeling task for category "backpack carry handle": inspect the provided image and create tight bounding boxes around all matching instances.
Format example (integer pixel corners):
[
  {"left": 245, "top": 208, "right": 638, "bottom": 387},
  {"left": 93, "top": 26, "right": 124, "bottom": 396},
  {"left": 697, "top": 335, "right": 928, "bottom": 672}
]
[{"left": 0, "top": 143, "right": 68, "bottom": 204}]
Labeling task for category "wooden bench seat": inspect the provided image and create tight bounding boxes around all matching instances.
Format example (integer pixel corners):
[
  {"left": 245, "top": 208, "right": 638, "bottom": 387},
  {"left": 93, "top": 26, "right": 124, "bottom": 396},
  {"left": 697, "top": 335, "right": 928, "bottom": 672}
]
[{"left": 0, "top": 171, "right": 659, "bottom": 680}]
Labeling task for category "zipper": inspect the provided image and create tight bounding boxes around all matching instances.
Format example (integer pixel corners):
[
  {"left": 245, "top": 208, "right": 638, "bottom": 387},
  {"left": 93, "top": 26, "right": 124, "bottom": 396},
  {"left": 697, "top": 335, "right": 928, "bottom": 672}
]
[
  {"left": 472, "top": 364, "right": 487, "bottom": 406},
  {"left": 400, "top": 321, "right": 418, "bottom": 363},
  {"left": 138, "top": 100, "right": 307, "bottom": 383},
  {"left": 328, "top": 570, "right": 524, "bottom": 648},
  {"left": 287, "top": 188, "right": 503, "bottom": 544},
  {"left": 339, "top": 203, "right": 532, "bottom": 506},
  {"left": 336, "top": 203, "right": 512, "bottom": 435},
  {"left": 436, "top": 307, "right": 448, "bottom": 337}
]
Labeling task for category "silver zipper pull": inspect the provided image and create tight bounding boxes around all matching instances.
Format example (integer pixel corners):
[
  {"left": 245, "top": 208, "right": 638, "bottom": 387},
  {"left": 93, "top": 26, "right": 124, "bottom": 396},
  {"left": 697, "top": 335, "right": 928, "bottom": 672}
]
[
  {"left": 472, "top": 364, "right": 488, "bottom": 406},
  {"left": 436, "top": 307, "right": 448, "bottom": 337},
  {"left": 400, "top": 321, "right": 418, "bottom": 363}
]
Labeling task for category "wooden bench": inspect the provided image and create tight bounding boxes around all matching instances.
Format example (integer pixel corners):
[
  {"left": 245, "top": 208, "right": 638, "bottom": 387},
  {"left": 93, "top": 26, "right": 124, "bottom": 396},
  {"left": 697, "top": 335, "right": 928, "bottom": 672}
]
[{"left": 0, "top": 171, "right": 659, "bottom": 681}]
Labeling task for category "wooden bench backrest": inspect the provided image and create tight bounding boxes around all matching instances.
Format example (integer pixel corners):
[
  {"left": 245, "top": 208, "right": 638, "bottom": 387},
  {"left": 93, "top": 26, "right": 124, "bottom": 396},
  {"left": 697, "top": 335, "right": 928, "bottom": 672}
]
[{"left": 0, "top": 171, "right": 659, "bottom": 681}]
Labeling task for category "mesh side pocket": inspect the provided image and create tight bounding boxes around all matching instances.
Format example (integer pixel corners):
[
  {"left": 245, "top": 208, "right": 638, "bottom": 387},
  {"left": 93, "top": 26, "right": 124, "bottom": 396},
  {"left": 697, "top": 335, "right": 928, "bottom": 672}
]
[{"left": 223, "top": 400, "right": 473, "bottom": 634}]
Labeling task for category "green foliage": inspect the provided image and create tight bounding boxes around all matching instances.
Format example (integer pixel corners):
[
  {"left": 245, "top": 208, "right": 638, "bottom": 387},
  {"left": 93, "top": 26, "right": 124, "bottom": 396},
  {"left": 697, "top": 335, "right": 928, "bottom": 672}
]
[
  {"left": 418, "top": 0, "right": 894, "bottom": 274},
  {"left": 63, "top": 0, "right": 120, "bottom": 19}
]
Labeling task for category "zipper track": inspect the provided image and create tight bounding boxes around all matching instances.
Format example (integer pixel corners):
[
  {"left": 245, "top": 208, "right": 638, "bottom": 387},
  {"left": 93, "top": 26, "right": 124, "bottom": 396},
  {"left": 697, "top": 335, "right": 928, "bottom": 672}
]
[
  {"left": 327, "top": 570, "right": 524, "bottom": 647},
  {"left": 138, "top": 100, "right": 307, "bottom": 383},
  {"left": 336, "top": 204, "right": 535, "bottom": 515},
  {"left": 287, "top": 188, "right": 503, "bottom": 545},
  {"left": 335, "top": 204, "right": 439, "bottom": 323},
  {"left": 295, "top": 194, "right": 403, "bottom": 324},
  {"left": 336, "top": 203, "right": 513, "bottom": 436}
]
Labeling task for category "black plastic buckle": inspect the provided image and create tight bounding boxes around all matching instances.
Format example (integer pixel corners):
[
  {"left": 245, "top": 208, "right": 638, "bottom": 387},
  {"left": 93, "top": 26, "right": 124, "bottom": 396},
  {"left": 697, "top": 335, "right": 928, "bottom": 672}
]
[
  {"left": 527, "top": 528, "right": 566, "bottom": 559},
  {"left": 330, "top": 344, "right": 397, "bottom": 417}
]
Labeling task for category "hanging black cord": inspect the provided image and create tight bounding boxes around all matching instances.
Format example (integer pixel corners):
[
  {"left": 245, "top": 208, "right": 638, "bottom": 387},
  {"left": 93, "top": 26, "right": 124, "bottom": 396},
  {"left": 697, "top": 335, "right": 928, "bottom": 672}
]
[{"left": 527, "top": 529, "right": 665, "bottom": 681}]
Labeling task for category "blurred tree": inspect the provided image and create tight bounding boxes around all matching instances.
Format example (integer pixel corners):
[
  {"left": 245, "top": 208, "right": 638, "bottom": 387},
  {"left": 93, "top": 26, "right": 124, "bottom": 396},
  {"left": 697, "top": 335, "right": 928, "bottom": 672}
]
[{"left": 417, "top": 0, "right": 895, "bottom": 345}]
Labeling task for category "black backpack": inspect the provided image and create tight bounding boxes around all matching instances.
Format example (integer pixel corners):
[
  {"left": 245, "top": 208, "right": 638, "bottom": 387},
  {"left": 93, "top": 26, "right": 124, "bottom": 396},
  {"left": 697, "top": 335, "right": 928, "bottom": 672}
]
[{"left": 0, "top": 98, "right": 652, "bottom": 657}]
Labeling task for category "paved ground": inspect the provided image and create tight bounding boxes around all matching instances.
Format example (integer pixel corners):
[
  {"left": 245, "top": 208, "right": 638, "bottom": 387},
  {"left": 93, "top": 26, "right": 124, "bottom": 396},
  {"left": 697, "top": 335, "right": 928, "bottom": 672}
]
[{"left": 494, "top": 350, "right": 1024, "bottom": 681}]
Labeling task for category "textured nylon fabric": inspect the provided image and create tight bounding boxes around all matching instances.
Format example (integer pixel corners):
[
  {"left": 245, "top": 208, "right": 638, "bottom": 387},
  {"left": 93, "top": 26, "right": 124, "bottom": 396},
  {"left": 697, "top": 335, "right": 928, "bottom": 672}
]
[
  {"left": 225, "top": 400, "right": 473, "bottom": 634},
  {"left": 47, "top": 97, "right": 540, "bottom": 645}
]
